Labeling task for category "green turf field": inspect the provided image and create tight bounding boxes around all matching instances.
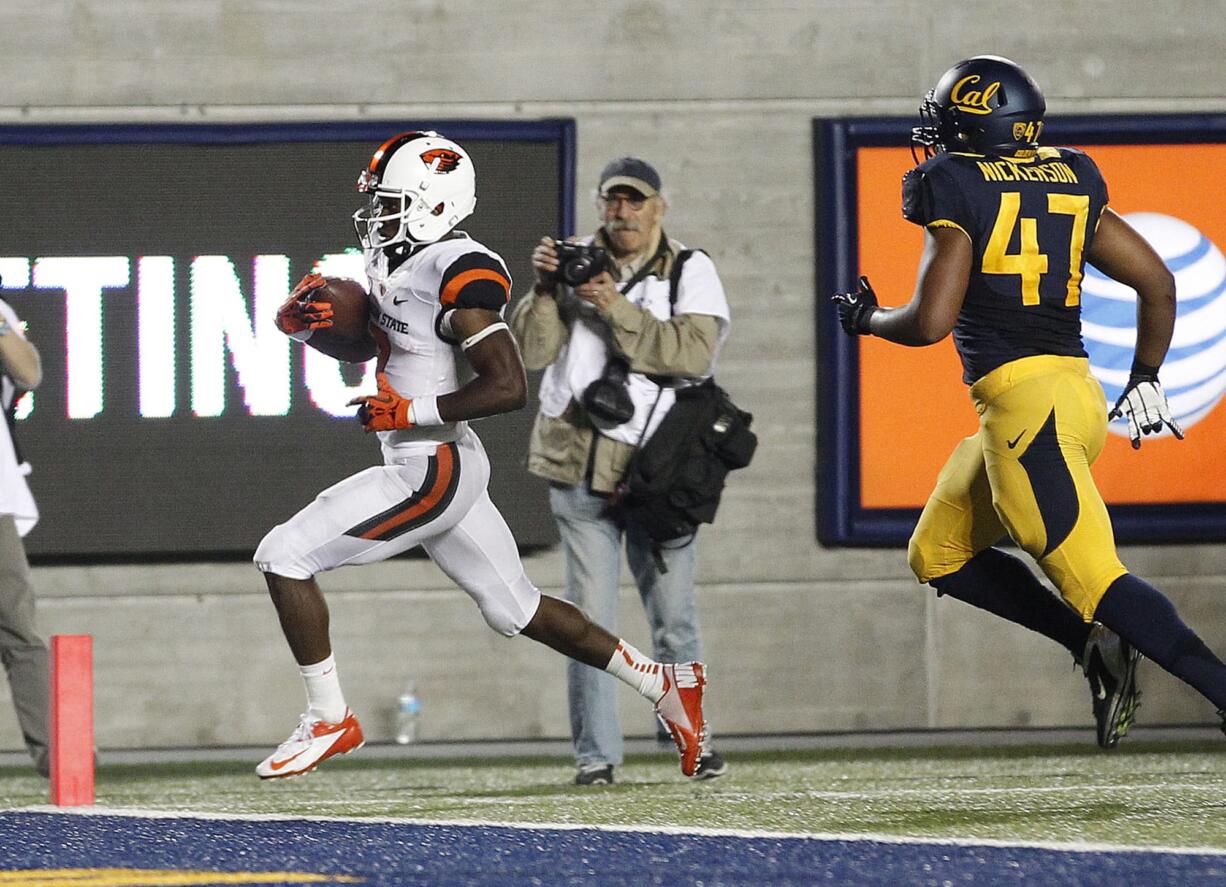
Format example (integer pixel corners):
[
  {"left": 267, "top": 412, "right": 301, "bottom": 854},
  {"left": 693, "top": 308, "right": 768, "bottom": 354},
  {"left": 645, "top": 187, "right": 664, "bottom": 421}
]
[{"left": 3, "top": 741, "right": 1224, "bottom": 849}]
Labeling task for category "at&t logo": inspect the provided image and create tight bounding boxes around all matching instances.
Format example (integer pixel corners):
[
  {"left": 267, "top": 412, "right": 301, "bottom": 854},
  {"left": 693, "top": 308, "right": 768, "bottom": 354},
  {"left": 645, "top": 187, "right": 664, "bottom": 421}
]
[{"left": 1082, "top": 212, "right": 1226, "bottom": 436}]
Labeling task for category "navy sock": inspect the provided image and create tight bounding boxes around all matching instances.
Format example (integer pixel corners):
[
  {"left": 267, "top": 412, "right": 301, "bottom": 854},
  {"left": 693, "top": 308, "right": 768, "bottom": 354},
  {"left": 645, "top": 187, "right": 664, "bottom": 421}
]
[
  {"left": 930, "top": 547, "right": 1090, "bottom": 660},
  {"left": 1094, "top": 573, "right": 1226, "bottom": 710}
]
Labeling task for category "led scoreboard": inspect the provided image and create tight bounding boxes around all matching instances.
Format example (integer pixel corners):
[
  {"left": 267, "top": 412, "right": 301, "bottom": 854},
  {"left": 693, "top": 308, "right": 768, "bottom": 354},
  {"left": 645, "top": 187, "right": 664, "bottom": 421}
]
[{"left": 1, "top": 121, "right": 574, "bottom": 559}]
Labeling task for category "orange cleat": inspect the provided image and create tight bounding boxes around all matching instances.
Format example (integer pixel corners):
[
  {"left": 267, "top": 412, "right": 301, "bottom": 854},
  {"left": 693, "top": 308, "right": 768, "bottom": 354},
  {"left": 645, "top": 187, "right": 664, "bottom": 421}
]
[
  {"left": 256, "top": 709, "right": 365, "bottom": 780},
  {"left": 654, "top": 662, "right": 708, "bottom": 777}
]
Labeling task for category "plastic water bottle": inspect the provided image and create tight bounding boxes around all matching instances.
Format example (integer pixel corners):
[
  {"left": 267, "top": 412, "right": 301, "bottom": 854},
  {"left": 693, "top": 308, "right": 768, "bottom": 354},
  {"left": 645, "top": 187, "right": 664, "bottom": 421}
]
[{"left": 394, "top": 683, "right": 421, "bottom": 745}]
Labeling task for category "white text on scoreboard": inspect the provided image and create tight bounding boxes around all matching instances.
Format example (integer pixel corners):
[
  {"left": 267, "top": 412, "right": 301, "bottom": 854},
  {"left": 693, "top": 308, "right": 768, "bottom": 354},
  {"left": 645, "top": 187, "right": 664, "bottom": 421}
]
[{"left": 0, "top": 253, "right": 373, "bottom": 420}]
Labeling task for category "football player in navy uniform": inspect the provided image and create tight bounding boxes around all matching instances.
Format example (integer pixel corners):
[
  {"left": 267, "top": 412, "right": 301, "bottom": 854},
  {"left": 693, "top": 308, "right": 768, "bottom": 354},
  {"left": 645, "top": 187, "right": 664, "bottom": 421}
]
[
  {"left": 834, "top": 56, "right": 1226, "bottom": 746},
  {"left": 255, "top": 131, "right": 708, "bottom": 779}
]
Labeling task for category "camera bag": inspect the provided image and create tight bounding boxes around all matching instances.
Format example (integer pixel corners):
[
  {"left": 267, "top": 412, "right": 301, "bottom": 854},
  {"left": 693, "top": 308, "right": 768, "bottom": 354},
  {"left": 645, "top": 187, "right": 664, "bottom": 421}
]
[{"left": 611, "top": 250, "right": 757, "bottom": 567}]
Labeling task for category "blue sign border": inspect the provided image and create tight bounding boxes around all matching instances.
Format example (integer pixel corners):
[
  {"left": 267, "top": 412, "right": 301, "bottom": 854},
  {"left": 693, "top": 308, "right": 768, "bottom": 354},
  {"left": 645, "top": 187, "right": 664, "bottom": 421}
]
[
  {"left": 0, "top": 118, "right": 577, "bottom": 238},
  {"left": 815, "top": 113, "right": 1226, "bottom": 547}
]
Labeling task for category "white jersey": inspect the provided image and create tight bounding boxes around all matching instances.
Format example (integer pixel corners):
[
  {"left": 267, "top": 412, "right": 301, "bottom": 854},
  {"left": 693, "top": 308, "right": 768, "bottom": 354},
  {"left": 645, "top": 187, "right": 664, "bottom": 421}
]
[
  {"left": 257, "top": 236, "right": 538, "bottom": 637},
  {"left": 0, "top": 299, "right": 38, "bottom": 536},
  {"left": 363, "top": 232, "right": 512, "bottom": 462}
]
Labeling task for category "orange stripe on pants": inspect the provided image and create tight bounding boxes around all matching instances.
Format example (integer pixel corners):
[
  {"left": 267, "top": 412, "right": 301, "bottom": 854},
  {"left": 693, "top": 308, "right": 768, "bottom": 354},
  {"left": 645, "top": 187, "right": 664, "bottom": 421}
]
[{"left": 358, "top": 445, "right": 456, "bottom": 540}]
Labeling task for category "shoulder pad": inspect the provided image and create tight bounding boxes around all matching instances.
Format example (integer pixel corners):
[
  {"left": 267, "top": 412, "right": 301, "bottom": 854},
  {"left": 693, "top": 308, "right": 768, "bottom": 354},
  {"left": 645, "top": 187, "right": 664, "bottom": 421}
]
[
  {"left": 1055, "top": 146, "right": 1105, "bottom": 184},
  {"left": 439, "top": 250, "right": 512, "bottom": 310},
  {"left": 901, "top": 165, "right": 933, "bottom": 225}
]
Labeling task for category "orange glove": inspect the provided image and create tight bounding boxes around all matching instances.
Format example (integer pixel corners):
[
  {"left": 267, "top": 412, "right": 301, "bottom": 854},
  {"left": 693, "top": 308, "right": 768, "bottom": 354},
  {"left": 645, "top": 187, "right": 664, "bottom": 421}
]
[
  {"left": 275, "top": 273, "right": 334, "bottom": 336},
  {"left": 348, "top": 372, "right": 414, "bottom": 433}
]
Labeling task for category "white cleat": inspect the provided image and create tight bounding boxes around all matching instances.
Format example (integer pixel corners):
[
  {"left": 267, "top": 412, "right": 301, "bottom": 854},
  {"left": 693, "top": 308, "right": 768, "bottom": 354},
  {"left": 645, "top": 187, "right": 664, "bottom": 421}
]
[{"left": 256, "top": 708, "right": 365, "bottom": 780}]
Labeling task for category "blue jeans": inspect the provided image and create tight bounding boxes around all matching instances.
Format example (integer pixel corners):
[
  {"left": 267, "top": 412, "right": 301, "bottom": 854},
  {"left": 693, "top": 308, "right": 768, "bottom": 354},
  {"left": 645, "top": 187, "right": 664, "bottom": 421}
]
[{"left": 549, "top": 483, "right": 703, "bottom": 768}]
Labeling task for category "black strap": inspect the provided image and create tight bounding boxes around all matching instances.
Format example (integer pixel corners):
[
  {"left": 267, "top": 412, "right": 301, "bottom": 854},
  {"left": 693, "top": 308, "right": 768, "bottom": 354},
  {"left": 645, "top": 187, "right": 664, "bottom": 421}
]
[
  {"left": 618, "top": 248, "right": 707, "bottom": 571},
  {"left": 590, "top": 240, "right": 700, "bottom": 492},
  {"left": 667, "top": 248, "right": 701, "bottom": 317},
  {"left": 608, "top": 236, "right": 701, "bottom": 313},
  {"left": 639, "top": 247, "right": 701, "bottom": 386},
  {"left": 615, "top": 232, "right": 672, "bottom": 296}
]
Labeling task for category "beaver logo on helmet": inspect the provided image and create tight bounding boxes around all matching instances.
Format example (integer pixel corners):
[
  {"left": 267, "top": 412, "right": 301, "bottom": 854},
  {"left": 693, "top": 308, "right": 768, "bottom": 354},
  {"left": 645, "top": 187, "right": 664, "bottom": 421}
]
[
  {"left": 420, "top": 148, "right": 463, "bottom": 173},
  {"left": 912, "top": 55, "right": 1047, "bottom": 162}
]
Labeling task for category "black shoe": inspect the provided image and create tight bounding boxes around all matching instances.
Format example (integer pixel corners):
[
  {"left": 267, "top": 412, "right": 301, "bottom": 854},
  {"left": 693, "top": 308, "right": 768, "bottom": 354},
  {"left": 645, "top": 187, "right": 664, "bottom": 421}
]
[
  {"left": 1083, "top": 623, "right": 1142, "bottom": 749},
  {"left": 692, "top": 750, "right": 727, "bottom": 780},
  {"left": 574, "top": 764, "right": 614, "bottom": 786},
  {"left": 1217, "top": 710, "right": 1226, "bottom": 738}
]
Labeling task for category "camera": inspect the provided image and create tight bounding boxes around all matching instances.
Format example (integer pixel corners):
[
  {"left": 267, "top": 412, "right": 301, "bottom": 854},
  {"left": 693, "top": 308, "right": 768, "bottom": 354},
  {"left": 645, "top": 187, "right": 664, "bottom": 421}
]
[
  {"left": 582, "top": 356, "right": 636, "bottom": 427},
  {"left": 550, "top": 240, "right": 612, "bottom": 287}
]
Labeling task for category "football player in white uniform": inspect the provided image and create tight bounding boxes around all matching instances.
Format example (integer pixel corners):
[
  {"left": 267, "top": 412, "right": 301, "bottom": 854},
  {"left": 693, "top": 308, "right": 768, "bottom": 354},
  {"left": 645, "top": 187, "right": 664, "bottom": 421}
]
[{"left": 255, "top": 131, "right": 708, "bottom": 780}]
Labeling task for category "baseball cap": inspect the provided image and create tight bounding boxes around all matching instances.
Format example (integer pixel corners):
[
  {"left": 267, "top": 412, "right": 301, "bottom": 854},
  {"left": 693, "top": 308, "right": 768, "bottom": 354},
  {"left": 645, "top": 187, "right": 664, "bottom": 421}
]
[{"left": 598, "top": 157, "right": 661, "bottom": 198}]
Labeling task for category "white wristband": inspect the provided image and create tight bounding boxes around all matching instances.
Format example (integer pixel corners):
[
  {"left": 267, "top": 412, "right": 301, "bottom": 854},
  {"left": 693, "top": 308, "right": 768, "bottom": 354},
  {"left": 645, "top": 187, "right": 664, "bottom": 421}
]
[
  {"left": 287, "top": 328, "right": 314, "bottom": 342},
  {"left": 460, "top": 321, "right": 508, "bottom": 351},
  {"left": 409, "top": 395, "right": 444, "bottom": 427},
  {"left": 437, "top": 309, "right": 457, "bottom": 341}
]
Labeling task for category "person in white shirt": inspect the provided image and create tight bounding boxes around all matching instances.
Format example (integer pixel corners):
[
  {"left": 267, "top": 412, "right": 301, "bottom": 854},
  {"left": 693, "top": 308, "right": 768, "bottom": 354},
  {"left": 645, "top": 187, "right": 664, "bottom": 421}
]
[
  {"left": 0, "top": 295, "right": 49, "bottom": 777},
  {"left": 510, "top": 158, "right": 731, "bottom": 784},
  {"left": 253, "top": 132, "right": 709, "bottom": 781}
]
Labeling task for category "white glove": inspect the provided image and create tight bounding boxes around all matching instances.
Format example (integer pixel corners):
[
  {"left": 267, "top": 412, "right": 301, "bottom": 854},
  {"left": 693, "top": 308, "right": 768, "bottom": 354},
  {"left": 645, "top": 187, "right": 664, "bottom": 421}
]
[{"left": 1108, "top": 375, "right": 1184, "bottom": 449}]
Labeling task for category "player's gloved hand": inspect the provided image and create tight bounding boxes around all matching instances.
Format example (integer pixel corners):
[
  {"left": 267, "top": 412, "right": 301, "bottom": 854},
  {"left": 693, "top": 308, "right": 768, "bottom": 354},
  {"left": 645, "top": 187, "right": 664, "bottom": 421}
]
[
  {"left": 274, "top": 273, "right": 333, "bottom": 336},
  {"left": 831, "top": 275, "right": 879, "bottom": 336},
  {"left": 348, "top": 372, "right": 414, "bottom": 433},
  {"left": 1108, "top": 362, "right": 1185, "bottom": 449}
]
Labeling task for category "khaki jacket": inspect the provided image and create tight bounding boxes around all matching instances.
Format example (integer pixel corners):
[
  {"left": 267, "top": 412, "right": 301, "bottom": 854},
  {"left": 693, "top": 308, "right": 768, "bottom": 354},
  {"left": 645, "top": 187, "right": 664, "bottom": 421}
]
[{"left": 509, "top": 231, "right": 722, "bottom": 493}]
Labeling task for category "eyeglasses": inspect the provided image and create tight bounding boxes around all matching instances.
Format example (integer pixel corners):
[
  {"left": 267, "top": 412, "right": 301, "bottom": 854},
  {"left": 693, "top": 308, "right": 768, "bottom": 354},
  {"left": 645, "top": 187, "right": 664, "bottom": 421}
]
[{"left": 598, "top": 192, "right": 650, "bottom": 211}]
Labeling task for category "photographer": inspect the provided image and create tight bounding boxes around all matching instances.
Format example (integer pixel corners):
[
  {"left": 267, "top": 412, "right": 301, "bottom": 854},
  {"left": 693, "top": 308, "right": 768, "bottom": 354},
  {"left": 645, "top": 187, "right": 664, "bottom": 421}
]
[{"left": 510, "top": 157, "right": 730, "bottom": 785}]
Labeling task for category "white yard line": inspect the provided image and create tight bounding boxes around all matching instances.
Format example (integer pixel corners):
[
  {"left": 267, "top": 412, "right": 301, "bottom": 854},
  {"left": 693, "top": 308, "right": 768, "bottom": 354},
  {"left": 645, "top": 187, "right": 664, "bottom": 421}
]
[
  {"left": 745, "top": 781, "right": 1222, "bottom": 801},
  {"left": 11, "top": 804, "right": 1226, "bottom": 857}
]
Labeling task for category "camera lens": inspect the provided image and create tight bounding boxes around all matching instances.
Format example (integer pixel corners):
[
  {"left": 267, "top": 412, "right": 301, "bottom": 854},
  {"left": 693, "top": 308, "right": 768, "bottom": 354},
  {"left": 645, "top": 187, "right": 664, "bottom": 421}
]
[{"left": 563, "top": 257, "right": 593, "bottom": 285}]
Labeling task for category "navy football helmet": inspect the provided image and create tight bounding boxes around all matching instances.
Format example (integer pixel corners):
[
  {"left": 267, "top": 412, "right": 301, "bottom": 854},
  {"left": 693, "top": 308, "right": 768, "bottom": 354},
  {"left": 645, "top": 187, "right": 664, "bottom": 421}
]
[{"left": 911, "top": 55, "right": 1047, "bottom": 161}]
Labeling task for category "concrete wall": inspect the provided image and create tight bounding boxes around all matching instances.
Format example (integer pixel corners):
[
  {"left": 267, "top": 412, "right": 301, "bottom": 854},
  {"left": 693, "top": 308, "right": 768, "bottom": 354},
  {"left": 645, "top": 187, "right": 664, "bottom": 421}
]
[{"left": 2, "top": 2, "right": 1225, "bottom": 751}]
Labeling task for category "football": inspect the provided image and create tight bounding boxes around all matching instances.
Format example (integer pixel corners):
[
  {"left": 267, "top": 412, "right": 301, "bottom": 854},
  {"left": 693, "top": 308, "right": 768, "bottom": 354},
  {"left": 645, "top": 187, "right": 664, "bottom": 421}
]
[
  {"left": 307, "top": 277, "right": 377, "bottom": 363},
  {"left": 314, "top": 277, "right": 371, "bottom": 342}
]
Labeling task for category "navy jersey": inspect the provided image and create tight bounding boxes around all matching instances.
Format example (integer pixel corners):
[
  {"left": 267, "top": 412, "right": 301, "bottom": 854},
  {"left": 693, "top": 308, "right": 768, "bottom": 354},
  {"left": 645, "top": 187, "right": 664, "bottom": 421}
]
[{"left": 902, "top": 147, "right": 1109, "bottom": 383}]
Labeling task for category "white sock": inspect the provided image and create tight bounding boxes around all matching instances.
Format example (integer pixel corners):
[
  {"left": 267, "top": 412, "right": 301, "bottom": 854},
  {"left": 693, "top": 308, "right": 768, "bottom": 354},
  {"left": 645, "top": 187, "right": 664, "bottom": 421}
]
[
  {"left": 605, "top": 640, "right": 666, "bottom": 703},
  {"left": 299, "top": 654, "right": 347, "bottom": 723}
]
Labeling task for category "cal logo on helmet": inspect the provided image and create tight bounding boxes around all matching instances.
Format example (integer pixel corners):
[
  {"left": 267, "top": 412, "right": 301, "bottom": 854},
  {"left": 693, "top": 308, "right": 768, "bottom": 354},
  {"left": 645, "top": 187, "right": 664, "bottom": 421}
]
[
  {"left": 421, "top": 148, "right": 463, "bottom": 173},
  {"left": 949, "top": 75, "right": 1001, "bottom": 116}
]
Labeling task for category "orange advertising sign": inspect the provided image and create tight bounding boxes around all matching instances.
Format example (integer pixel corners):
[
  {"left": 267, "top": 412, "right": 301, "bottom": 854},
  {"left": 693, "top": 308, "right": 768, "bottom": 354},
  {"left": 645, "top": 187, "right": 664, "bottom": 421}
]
[{"left": 855, "top": 142, "right": 1226, "bottom": 511}]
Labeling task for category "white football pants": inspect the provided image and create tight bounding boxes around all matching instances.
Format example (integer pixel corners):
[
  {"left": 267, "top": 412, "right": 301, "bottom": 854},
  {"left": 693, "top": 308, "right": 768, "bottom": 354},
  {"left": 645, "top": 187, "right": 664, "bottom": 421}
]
[{"left": 254, "top": 428, "right": 541, "bottom": 636}]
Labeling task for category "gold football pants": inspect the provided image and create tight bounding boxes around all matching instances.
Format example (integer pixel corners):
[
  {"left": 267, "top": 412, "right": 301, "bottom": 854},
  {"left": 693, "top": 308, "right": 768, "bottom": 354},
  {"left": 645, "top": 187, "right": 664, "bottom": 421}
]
[{"left": 908, "top": 355, "right": 1127, "bottom": 620}]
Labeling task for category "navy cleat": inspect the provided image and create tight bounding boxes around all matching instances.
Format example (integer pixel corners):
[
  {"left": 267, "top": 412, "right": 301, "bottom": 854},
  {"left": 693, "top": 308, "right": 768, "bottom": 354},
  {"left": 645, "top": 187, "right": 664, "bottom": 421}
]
[{"left": 1083, "top": 624, "right": 1142, "bottom": 750}]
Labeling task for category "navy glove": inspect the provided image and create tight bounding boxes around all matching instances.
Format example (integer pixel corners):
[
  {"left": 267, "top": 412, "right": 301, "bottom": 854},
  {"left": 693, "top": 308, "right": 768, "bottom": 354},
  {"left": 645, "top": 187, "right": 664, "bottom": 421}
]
[{"left": 832, "top": 275, "right": 879, "bottom": 336}]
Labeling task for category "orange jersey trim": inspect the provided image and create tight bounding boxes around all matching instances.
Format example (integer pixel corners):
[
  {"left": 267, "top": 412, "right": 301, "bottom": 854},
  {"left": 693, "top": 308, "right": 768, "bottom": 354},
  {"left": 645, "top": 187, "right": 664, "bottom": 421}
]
[{"left": 439, "top": 269, "right": 510, "bottom": 307}]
